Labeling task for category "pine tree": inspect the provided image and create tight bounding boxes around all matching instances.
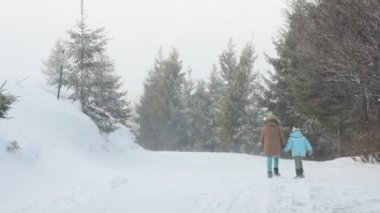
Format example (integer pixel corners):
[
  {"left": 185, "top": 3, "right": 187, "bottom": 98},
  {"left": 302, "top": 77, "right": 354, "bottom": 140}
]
[
  {"left": 162, "top": 49, "right": 189, "bottom": 150},
  {"left": 260, "top": 0, "right": 357, "bottom": 159},
  {"left": 207, "top": 65, "right": 225, "bottom": 151},
  {"left": 65, "top": 20, "right": 107, "bottom": 105},
  {"left": 65, "top": 21, "right": 131, "bottom": 133},
  {"left": 42, "top": 0, "right": 132, "bottom": 134},
  {"left": 136, "top": 49, "right": 167, "bottom": 150},
  {"left": 219, "top": 40, "right": 239, "bottom": 151},
  {"left": 217, "top": 40, "right": 261, "bottom": 152},
  {"left": 235, "top": 42, "right": 262, "bottom": 153},
  {"left": 182, "top": 68, "right": 196, "bottom": 150},
  {"left": 42, "top": 39, "right": 68, "bottom": 88},
  {"left": 188, "top": 80, "right": 215, "bottom": 151},
  {"left": 261, "top": 55, "right": 301, "bottom": 128},
  {"left": 83, "top": 52, "right": 131, "bottom": 133},
  {"left": 292, "top": 0, "right": 380, "bottom": 158},
  {"left": 136, "top": 49, "right": 189, "bottom": 150}
]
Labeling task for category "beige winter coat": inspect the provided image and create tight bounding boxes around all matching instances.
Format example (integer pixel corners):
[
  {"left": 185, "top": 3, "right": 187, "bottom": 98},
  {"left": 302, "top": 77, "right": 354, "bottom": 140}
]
[{"left": 260, "top": 118, "right": 285, "bottom": 155}]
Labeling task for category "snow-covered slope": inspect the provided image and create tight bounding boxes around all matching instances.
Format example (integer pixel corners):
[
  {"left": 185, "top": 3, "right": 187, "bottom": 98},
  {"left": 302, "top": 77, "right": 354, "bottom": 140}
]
[
  {"left": 0, "top": 81, "right": 139, "bottom": 152},
  {"left": 1, "top": 81, "right": 380, "bottom": 213},
  {"left": 0, "top": 81, "right": 140, "bottom": 212}
]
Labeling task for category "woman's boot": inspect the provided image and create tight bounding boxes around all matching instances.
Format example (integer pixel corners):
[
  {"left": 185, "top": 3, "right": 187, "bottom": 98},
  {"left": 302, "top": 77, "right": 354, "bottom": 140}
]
[
  {"left": 273, "top": 168, "right": 281, "bottom": 176},
  {"left": 267, "top": 171, "right": 273, "bottom": 178}
]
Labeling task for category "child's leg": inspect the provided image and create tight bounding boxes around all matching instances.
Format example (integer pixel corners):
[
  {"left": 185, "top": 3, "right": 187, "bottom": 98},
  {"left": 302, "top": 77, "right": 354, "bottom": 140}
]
[
  {"left": 294, "top": 156, "right": 301, "bottom": 176},
  {"left": 294, "top": 156, "right": 305, "bottom": 177},
  {"left": 267, "top": 155, "right": 273, "bottom": 172},
  {"left": 294, "top": 156, "right": 302, "bottom": 170}
]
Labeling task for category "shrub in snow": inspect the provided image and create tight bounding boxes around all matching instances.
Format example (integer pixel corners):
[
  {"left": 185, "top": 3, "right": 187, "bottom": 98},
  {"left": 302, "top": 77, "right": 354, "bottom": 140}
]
[
  {"left": 0, "top": 81, "right": 17, "bottom": 119},
  {"left": 352, "top": 152, "right": 380, "bottom": 163},
  {"left": 366, "top": 152, "right": 380, "bottom": 163},
  {"left": 6, "top": 141, "right": 21, "bottom": 153},
  {"left": 373, "top": 152, "right": 380, "bottom": 163}
]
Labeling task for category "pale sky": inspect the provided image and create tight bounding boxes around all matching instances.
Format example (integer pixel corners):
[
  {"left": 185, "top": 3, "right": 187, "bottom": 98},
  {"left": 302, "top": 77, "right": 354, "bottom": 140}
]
[{"left": 0, "top": 0, "right": 285, "bottom": 102}]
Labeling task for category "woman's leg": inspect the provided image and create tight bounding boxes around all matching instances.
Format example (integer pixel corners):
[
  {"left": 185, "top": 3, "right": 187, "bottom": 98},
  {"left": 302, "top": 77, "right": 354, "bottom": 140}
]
[
  {"left": 274, "top": 156, "right": 279, "bottom": 168},
  {"left": 267, "top": 155, "right": 273, "bottom": 177},
  {"left": 273, "top": 156, "right": 280, "bottom": 175},
  {"left": 267, "top": 155, "right": 273, "bottom": 172}
]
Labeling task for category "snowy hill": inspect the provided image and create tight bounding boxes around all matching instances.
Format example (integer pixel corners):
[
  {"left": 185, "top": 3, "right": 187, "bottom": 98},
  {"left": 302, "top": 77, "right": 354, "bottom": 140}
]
[
  {"left": 1, "top": 81, "right": 380, "bottom": 213},
  {"left": 0, "top": 81, "right": 139, "bottom": 152}
]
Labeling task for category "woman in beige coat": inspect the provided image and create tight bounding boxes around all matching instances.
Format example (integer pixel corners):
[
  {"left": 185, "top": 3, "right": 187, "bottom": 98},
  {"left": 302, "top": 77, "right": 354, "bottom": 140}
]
[{"left": 260, "top": 116, "right": 285, "bottom": 178}]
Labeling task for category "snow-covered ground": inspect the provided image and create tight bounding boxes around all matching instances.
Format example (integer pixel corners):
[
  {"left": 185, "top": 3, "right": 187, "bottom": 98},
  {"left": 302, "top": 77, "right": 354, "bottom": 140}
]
[{"left": 1, "top": 81, "right": 380, "bottom": 213}]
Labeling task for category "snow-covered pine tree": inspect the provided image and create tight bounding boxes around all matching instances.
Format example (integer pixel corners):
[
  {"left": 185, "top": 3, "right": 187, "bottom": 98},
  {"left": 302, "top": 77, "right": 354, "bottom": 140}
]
[
  {"left": 234, "top": 42, "right": 262, "bottom": 153},
  {"left": 189, "top": 80, "right": 215, "bottom": 151},
  {"left": 136, "top": 49, "right": 168, "bottom": 150},
  {"left": 207, "top": 65, "right": 225, "bottom": 151},
  {"left": 65, "top": 20, "right": 105, "bottom": 105},
  {"left": 136, "top": 49, "right": 189, "bottom": 151},
  {"left": 216, "top": 40, "right": 261, "bottom": 152},
  {"left": 0, "top": 81, "right": 16, "bottom": 119},
  {"left": 219, "top": 40, "right": 239, "bottom": 151},
  {"left": 58, "top": 2, "right": 131, "bottom": 134},
  {"left": 41, "top": 39, "right": 68, "bottom": 88},
  {"left": 182, "top": 68, "right": 196, "bottom": 150},
  {"left": 161, "top": 49, "right": 189, "bottom": 150},
  {"left": 83, "top": 52, "right": 131, "bottom": 133}
]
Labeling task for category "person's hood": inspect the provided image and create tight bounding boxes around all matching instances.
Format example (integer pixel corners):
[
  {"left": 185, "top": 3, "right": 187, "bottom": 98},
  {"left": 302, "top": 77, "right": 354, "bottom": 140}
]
[
  {"left": 290, "top": 130, "right": 304, "bottom": 138},
  {"left": 265, "top": 118, "right": 279, "bottom": 127}
]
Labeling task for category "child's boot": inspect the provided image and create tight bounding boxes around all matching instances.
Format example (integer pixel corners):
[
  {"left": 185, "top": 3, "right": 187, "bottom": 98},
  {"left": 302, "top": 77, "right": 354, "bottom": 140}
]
[
  {"left": 273, "top": 168, "right": 281, "bottom": 177},
  {"left": 294, "top": 169, "right": 301, "bottom": 179},
  {"left": 299, "top": 168, "right": 305, "bottom": 178}
]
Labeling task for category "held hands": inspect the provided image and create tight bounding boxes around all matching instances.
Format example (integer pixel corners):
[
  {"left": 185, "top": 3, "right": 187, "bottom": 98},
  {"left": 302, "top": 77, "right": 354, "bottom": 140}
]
[{"left": 281, "top": 144, "right": 286, "bottom": 151}]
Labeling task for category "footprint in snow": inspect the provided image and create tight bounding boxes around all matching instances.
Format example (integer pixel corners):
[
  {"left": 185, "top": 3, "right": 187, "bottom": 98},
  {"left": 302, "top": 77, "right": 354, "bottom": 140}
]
[{"left": 110, "top": 176, "right": 128, "bottom": 189}]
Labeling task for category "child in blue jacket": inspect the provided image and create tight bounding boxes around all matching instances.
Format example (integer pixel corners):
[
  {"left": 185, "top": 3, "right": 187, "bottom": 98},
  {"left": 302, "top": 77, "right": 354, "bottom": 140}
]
[{"left": 283, "top": 125, "right": 313, "bottom": 178}]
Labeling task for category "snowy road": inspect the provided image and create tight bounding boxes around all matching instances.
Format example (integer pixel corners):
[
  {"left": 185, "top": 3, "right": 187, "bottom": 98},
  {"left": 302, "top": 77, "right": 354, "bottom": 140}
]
[
  {"left": 1, "top": 84, "right": 379, "bottom": 213},
  {"left": 5, "top": 151, "right": 380, "bottom": 213}
]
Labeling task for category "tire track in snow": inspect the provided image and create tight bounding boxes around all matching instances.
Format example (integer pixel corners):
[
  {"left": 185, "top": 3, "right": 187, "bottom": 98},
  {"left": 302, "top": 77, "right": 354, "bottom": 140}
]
[
  {"left": 225, "top": 186, "right": 253, "bottom": 212},
  {"left": 308, "top": 182, "right": 340, "bottom": 213},
  {"left": 287, "top": 179, "right": 314, "bottom": 212},
  {"left": 332, "top": 187, "right": 380, "bottom": 213},
  {"left": 255, "top": 177, "right": 315, "bottom": 213},
  {"left": 257, "top": 180, "right": 272, "bottom": 213},
  {"left": 199, "top": 178, "right": 260, "bottom": 213}
]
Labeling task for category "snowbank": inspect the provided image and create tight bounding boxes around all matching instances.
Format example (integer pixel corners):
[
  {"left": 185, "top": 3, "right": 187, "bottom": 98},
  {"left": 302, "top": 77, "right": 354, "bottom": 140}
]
[
  {"left": 0, "top": 80, "right": 140, "bottom": 154},
  {"left": 0, "top": 80, "right": 141, "bottom": 212}
]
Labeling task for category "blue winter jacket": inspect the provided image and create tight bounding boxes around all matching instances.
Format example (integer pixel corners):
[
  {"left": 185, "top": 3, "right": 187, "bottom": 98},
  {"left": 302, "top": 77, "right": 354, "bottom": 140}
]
[{"left": 283, "top": 130, "right": 312, "bottom": 157}]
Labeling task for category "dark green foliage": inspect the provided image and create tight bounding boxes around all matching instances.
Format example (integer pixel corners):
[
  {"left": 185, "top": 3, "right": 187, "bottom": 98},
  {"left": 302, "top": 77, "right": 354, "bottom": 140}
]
[
  {"left": 188, "top": 80, "right": 215, "bottom": 151},
  {"left": 0, "top": 82, "right": 16, "bottom": 119},
  {"left": 263, "top": 0, "right": 380, "bottom": 159},
  {"left": 136, "top": 42, "right": 263, "bottom": 153},
  {"left": 218, "top": 41, "right": 263, "bottom": 152},
  {"left": 136, "top": 49, "right": 189, "bottom": 150}
]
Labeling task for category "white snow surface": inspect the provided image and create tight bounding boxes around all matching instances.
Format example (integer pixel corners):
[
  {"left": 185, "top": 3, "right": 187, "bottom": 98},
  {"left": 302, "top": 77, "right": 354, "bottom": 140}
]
[{"left": 1, "top": 81, "right": 380, "bottom": 213}]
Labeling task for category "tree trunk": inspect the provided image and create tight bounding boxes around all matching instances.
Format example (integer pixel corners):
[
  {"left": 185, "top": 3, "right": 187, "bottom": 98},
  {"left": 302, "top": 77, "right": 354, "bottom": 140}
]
[{"left": 336, "top": 122, "right": 341, "bottom": 158}]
